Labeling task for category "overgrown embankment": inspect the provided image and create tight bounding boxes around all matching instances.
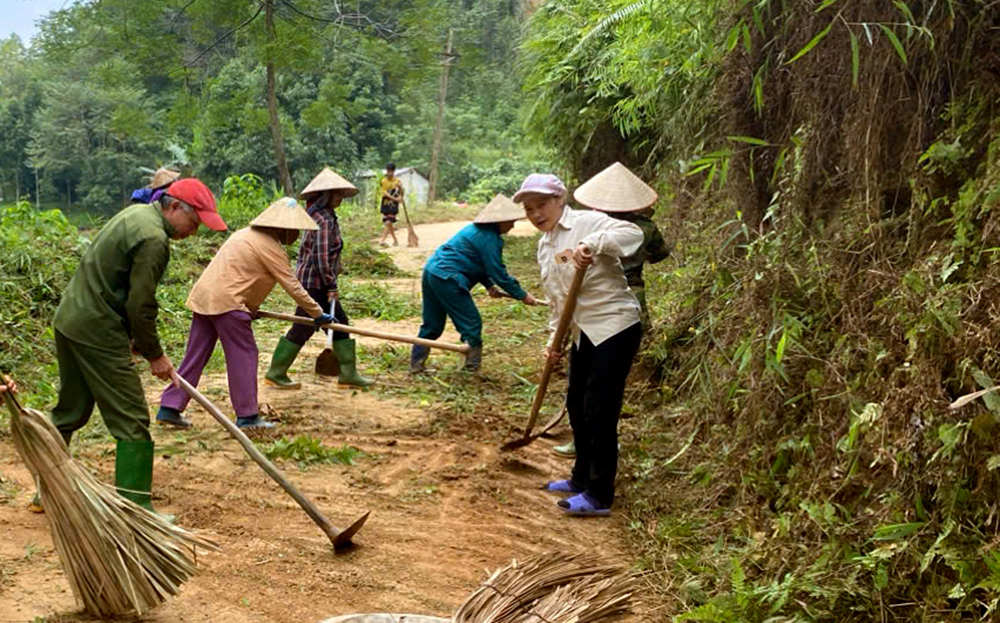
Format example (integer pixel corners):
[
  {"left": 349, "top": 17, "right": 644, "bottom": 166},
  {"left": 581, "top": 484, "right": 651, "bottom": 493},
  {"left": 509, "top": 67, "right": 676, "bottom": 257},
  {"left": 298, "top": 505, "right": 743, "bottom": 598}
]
[{"left": 522, "top": 0, "right": 1000, "bottom": 620}]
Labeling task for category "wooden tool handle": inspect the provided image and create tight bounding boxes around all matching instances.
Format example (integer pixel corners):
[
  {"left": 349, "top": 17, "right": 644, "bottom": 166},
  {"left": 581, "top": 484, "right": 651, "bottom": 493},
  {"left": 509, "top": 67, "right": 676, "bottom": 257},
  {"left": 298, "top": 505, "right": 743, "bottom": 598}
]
[
  {"left": 522, "top": 264, "right": 587, "bottom": 437},
  {"left": 400, "top": 199, "right": 414, "bottom": 228},
  {"left": 496, "top": 291, "right": 549, "bottom": 307},
  {"left": 257, "top": 311, "right": 470, "bottom": 354},
  {"left": 170, "top": 372, "right": 350, "bottom": 547}
]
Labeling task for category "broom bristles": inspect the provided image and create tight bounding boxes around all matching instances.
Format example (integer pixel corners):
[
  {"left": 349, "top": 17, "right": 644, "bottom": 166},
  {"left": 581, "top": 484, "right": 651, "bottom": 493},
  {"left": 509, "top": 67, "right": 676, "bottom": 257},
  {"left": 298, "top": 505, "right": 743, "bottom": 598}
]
[
  {"left": 7, "top": 399, "right": 219, "bottom": 617},
  {"left": 453, "top": 551, "right": 636, "bottom": 623}
]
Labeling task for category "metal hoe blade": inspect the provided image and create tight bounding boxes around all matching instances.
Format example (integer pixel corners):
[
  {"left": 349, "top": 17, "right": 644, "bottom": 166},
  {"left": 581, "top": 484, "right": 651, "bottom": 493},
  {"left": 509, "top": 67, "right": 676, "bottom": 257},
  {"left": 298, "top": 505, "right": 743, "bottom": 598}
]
[{"left": 500, "top": 406, "right": 567, "bottom": 452}]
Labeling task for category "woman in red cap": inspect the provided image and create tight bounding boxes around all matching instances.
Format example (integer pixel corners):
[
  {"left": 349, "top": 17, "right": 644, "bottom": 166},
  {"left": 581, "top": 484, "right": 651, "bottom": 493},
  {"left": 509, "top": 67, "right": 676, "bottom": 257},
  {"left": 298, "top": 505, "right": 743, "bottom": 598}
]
[{"left": 30, "top": 178, "right": 226, "bottom": 518}]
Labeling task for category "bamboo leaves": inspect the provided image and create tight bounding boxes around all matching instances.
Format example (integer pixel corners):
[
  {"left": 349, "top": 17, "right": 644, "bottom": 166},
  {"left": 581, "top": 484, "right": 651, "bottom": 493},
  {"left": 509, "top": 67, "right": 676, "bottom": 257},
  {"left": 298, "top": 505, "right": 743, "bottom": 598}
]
[
  {"left": 728, "top": 135, "right": 771, "bottom": 147},
  {"left": 850, "top": 30, "right": 860, "bottom": 87},
  {"left": 879, "top": 24, "right": 908, "bottom": 64},
  {"left": 786, "top": 20, "right": 833, "bottom": 64}
]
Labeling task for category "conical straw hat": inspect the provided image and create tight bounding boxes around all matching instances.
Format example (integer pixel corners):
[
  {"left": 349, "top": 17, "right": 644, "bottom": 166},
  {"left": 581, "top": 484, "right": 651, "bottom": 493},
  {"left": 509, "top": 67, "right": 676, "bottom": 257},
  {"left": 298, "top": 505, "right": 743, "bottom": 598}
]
[
  {"left": 300, "top": 167, "right": 359, "bottom": 198},
  {"left": 147, "top": 168, "right": 181, "bottom": 190},
  {"left": 250, "top": 197, "right": 319, "bottom": 231},
  {"left": 474, "top": 194, "right": 525, "bottom": 224},
  {"left": 572, "top": 162, "right": 658, "bottom": 212}
]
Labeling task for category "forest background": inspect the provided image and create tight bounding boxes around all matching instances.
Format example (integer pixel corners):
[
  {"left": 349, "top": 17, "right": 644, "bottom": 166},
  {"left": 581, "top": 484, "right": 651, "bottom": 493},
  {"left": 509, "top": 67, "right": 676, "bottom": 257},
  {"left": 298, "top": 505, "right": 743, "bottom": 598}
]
[{"left": 3, "top": 0, "right": 1000, "bottom": 621}]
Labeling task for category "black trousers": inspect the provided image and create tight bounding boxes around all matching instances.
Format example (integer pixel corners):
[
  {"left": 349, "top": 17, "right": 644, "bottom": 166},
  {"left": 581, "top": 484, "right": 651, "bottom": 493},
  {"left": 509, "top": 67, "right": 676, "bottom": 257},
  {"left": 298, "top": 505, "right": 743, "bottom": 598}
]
[
  {"left": 285, "top": 286, "right": 350, "bottom": 345},
  {"left": 567, "top": 322, "right": 642, "bottom": 507}
]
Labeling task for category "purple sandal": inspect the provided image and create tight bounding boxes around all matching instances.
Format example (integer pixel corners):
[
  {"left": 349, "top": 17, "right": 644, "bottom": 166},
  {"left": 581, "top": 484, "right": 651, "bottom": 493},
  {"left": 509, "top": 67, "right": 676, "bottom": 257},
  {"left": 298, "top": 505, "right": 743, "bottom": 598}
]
[
  {"left": 542, "top": 479, "right": 584, "bottom": 494},
  {"left": 557, "top": 492, "right": 611, "bottom": 516}
]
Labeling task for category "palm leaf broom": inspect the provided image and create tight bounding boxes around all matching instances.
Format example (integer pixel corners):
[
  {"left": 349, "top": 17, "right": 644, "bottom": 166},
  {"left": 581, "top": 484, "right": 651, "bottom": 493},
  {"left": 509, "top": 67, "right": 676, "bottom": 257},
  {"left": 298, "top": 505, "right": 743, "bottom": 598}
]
[
  {"left": 5, "top": 390, "right": 218, "bottom": 617},
  {"left": 453, "top": 551, "right": 635, "bottom": 623}
]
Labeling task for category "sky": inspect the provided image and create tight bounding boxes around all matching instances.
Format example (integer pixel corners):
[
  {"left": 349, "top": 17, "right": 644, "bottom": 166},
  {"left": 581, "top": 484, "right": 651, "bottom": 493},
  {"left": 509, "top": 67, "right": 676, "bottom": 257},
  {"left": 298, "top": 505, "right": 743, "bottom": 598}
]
[{"left": 1, "top": 0, "right": 71, "bottom": 46}]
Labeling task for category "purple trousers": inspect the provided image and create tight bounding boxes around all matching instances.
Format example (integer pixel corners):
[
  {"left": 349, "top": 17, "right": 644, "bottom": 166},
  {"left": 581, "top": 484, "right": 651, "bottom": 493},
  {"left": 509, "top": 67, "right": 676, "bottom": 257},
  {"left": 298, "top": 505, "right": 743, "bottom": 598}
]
[{"left": 160, "top": 311, "right": 258, "bottom": 417}]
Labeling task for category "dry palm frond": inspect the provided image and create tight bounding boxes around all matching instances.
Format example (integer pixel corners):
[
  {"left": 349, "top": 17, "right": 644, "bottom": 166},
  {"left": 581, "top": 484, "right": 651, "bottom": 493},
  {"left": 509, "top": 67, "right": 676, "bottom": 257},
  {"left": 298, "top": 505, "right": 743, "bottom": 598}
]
[
  {"left": 453, "top": 551, "right": 636, "bottom": 623},
  {"left": 6, "top": 395, "right": 219, "bottom": 617}
]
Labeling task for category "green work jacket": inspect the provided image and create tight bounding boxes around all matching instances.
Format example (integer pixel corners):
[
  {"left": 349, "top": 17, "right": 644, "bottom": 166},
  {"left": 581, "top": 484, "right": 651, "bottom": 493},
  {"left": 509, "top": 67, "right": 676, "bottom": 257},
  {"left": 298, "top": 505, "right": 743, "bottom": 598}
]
[{"left": 54, "top": 202, "right": 175, "bottom": 360}]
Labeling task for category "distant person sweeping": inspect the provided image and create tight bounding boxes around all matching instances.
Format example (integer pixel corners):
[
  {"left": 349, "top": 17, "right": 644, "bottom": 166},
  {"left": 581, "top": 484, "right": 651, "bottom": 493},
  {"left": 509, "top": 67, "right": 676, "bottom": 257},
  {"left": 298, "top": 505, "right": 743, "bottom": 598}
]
[
  {"left": 514, "top": 172, "right": 646, "bottom": 517},
  {"left": 156, "top": 198, "right": 334, "bottom": 431},
  {"left": 130, "top": 168, "right": 181, "bottom": 204},
  {"left": 265, "top": 168, "right": 375, "bottom": 389},
  {"left": 378, "top": 163, "right": 404, "bottom": 247},
  {"left": 410, "top": 194, "right": 539, "bottom": 374},
  {"left": 32, "top": 179, "right": 227, "bottom": 517}
]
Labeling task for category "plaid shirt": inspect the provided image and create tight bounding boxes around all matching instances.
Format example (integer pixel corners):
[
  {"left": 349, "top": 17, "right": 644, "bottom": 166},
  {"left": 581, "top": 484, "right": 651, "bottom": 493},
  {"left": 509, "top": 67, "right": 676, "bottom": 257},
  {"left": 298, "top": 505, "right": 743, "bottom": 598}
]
[{"left": 296, "top": 208, "right": 343, "bottom": 291}]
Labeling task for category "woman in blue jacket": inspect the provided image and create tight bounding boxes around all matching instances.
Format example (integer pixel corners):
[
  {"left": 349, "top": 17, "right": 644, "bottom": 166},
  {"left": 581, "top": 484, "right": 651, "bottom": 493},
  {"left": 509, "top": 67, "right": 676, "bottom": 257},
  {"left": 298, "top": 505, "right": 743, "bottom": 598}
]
[{"left": 411, "top": 194, "right": 539, "bottom": 373}]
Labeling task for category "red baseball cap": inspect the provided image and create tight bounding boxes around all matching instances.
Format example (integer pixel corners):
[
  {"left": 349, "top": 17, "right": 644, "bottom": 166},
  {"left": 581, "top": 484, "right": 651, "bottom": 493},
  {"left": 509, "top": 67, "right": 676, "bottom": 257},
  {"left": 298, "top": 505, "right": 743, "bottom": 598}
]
[{"left": 167, "top": 178, "right": 227, "bottom": 232}]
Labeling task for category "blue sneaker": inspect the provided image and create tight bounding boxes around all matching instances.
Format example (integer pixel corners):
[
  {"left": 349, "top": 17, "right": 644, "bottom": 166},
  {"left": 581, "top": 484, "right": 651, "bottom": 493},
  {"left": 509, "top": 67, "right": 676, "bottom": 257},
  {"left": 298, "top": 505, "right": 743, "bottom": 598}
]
[{"left": 156, "top": 406, "right": 192, "bottom": 429}]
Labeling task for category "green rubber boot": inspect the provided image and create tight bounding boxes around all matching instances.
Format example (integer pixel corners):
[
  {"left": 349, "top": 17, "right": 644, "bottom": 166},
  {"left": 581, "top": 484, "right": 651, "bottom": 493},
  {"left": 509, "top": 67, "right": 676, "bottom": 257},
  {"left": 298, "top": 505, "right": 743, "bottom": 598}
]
[
  {"left": 265, "top": 336, "right": 303, "bottom": 390},
  {"left": 552, "top": 440, "right": 576, "bottom": 458},
  {"left": 333, "top": 339, "right": 375, "bottom": 387},
  {"left": 115, "top": 439, "right": 173, "bottom": 522}
]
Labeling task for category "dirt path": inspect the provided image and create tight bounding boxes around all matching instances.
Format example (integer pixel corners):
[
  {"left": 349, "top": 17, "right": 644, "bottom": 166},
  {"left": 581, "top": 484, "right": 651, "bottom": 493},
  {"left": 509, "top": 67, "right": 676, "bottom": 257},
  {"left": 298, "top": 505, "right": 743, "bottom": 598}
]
[
  {"left": 0, "top": 220, "right": 649, "bottom": 622},
  {"left": 377, "top": 219, "right": 538, "bottom": 272}
]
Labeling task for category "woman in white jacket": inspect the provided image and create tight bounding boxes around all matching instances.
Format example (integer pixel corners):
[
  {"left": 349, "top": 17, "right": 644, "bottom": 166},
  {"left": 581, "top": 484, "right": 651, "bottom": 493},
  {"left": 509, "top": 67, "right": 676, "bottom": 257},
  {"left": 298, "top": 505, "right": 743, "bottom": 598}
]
[{"left": 513, "top": 170, "right": 648, "bottom": 516}]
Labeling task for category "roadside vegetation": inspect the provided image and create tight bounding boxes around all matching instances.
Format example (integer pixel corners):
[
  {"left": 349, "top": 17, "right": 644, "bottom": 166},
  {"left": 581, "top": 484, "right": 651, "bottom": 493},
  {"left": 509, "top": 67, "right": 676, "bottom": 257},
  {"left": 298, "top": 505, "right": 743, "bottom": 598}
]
[
  {"left": 2, "top": 0, "right": 999, "bottom": 621},
  {"left": 520, "top": 0, "right": 1000, "bottom": 620}
]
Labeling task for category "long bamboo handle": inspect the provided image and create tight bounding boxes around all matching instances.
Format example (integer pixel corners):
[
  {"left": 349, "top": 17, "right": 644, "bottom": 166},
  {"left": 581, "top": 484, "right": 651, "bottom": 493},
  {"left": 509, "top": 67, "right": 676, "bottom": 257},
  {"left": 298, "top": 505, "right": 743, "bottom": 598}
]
[
  {"left": 257, "top": 311, "right": 470, "bottom": 354},
  {"left": 170, "top": 371, "right": 358, "bottom": 547},
  {"left": 522, "top": 264, "right": 587, "bottom": 437}
]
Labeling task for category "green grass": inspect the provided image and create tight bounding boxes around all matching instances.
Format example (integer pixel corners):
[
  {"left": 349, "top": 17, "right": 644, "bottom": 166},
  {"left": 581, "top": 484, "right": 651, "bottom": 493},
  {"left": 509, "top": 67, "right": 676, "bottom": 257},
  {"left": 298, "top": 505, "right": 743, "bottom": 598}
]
[
  {"left": 258, "top": 435, "right": 361, "bottom": 468},
  {"left": 339, "top": 281, "right": 421, "bottom": 322}
]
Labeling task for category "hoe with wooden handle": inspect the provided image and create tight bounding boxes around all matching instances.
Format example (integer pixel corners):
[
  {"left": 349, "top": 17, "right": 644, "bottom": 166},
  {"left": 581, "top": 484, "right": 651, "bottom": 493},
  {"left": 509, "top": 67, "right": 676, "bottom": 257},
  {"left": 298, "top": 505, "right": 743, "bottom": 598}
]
[
  {"left": 501, "top": 250, "right": 586, "bottom": 452},
  {"left": 170, "top": 372, "right": 369, "bottom": 550},
  {"left": 257, "top": 310, "right": 470, "bottom": 355}
]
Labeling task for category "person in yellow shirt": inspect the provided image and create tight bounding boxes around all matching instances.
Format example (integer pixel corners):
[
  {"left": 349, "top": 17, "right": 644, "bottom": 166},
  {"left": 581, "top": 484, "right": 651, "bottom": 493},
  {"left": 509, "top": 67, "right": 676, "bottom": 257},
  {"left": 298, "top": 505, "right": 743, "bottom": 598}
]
[
  {"left": 155, "top": 198, "right": 334, "bottom": 430},
  {"left": 378, "top": 163, "right": 404, "bottom": 246}
]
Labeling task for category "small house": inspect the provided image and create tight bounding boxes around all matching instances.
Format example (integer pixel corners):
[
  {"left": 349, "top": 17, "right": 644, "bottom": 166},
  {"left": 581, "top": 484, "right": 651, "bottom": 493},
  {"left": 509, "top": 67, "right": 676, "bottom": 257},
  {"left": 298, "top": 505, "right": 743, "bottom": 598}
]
[{"left": 357, "top": 167, "right": 430, "bottom": 206}]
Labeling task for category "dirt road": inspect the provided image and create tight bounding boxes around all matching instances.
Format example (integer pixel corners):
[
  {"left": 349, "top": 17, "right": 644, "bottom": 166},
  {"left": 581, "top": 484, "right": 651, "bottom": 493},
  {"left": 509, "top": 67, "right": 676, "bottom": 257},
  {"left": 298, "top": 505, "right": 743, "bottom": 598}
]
[
  {"left": 0, "top": 220, "right": 648, "bottom": 622},
  {"left": 378, "top": 219, "right": 538, "bottom": 272}
]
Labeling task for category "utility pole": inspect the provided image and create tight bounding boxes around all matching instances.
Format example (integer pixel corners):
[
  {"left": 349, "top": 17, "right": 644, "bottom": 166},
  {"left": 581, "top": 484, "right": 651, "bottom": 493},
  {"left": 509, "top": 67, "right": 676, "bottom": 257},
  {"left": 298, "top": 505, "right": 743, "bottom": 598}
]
[{"left": 427, "top": 29, "right": 454, "bottom": 208}]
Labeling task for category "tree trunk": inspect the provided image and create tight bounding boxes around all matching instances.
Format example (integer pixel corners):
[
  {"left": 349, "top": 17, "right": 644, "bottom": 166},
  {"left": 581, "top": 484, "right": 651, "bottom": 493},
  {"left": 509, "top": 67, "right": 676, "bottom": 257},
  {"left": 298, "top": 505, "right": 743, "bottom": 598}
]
[
  {"left": 428, "top": 29, "right": 454, "bottom": 208},
  {"left": 265, "top": 0, "right": 294, "bottom": 196}
]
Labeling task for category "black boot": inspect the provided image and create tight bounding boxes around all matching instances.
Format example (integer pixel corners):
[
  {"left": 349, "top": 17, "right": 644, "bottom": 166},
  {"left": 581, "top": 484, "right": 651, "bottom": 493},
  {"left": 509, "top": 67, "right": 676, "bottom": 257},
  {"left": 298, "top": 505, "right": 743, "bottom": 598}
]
[
  {"left": 410, "top": 345, "right": 430, "bottom": 374},
  {"left": 464, "top": 346, "right": 483, "bottom": 371}
]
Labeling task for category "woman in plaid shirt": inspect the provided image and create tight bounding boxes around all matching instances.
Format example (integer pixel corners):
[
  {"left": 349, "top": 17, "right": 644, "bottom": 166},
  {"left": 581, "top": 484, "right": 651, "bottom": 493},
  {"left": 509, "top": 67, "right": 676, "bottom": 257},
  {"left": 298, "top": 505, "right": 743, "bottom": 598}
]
[{"left": 264, "top": 168, "right": 375, "bottom": 388}]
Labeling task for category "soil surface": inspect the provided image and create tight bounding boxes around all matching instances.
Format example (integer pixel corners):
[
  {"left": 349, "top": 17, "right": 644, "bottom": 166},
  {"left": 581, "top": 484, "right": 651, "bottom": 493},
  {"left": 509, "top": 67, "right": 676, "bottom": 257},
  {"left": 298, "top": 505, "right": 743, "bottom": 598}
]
[{"left": 0, "top": 220, "right": 649, "bottom": 623}]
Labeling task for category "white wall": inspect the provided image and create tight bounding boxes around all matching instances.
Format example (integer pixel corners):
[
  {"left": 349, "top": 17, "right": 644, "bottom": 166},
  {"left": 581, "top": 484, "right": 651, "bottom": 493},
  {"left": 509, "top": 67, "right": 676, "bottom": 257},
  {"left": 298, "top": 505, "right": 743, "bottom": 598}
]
[{"left": 399, "top": 170, "right": 429, "bottom": 204}]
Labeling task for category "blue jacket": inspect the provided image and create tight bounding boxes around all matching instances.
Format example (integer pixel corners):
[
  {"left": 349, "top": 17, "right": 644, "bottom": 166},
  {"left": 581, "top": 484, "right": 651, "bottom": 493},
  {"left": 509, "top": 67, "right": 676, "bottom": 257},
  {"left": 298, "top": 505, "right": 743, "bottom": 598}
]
[{"left": 425, "top": 224, "right": 527, "bottom": 300}]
